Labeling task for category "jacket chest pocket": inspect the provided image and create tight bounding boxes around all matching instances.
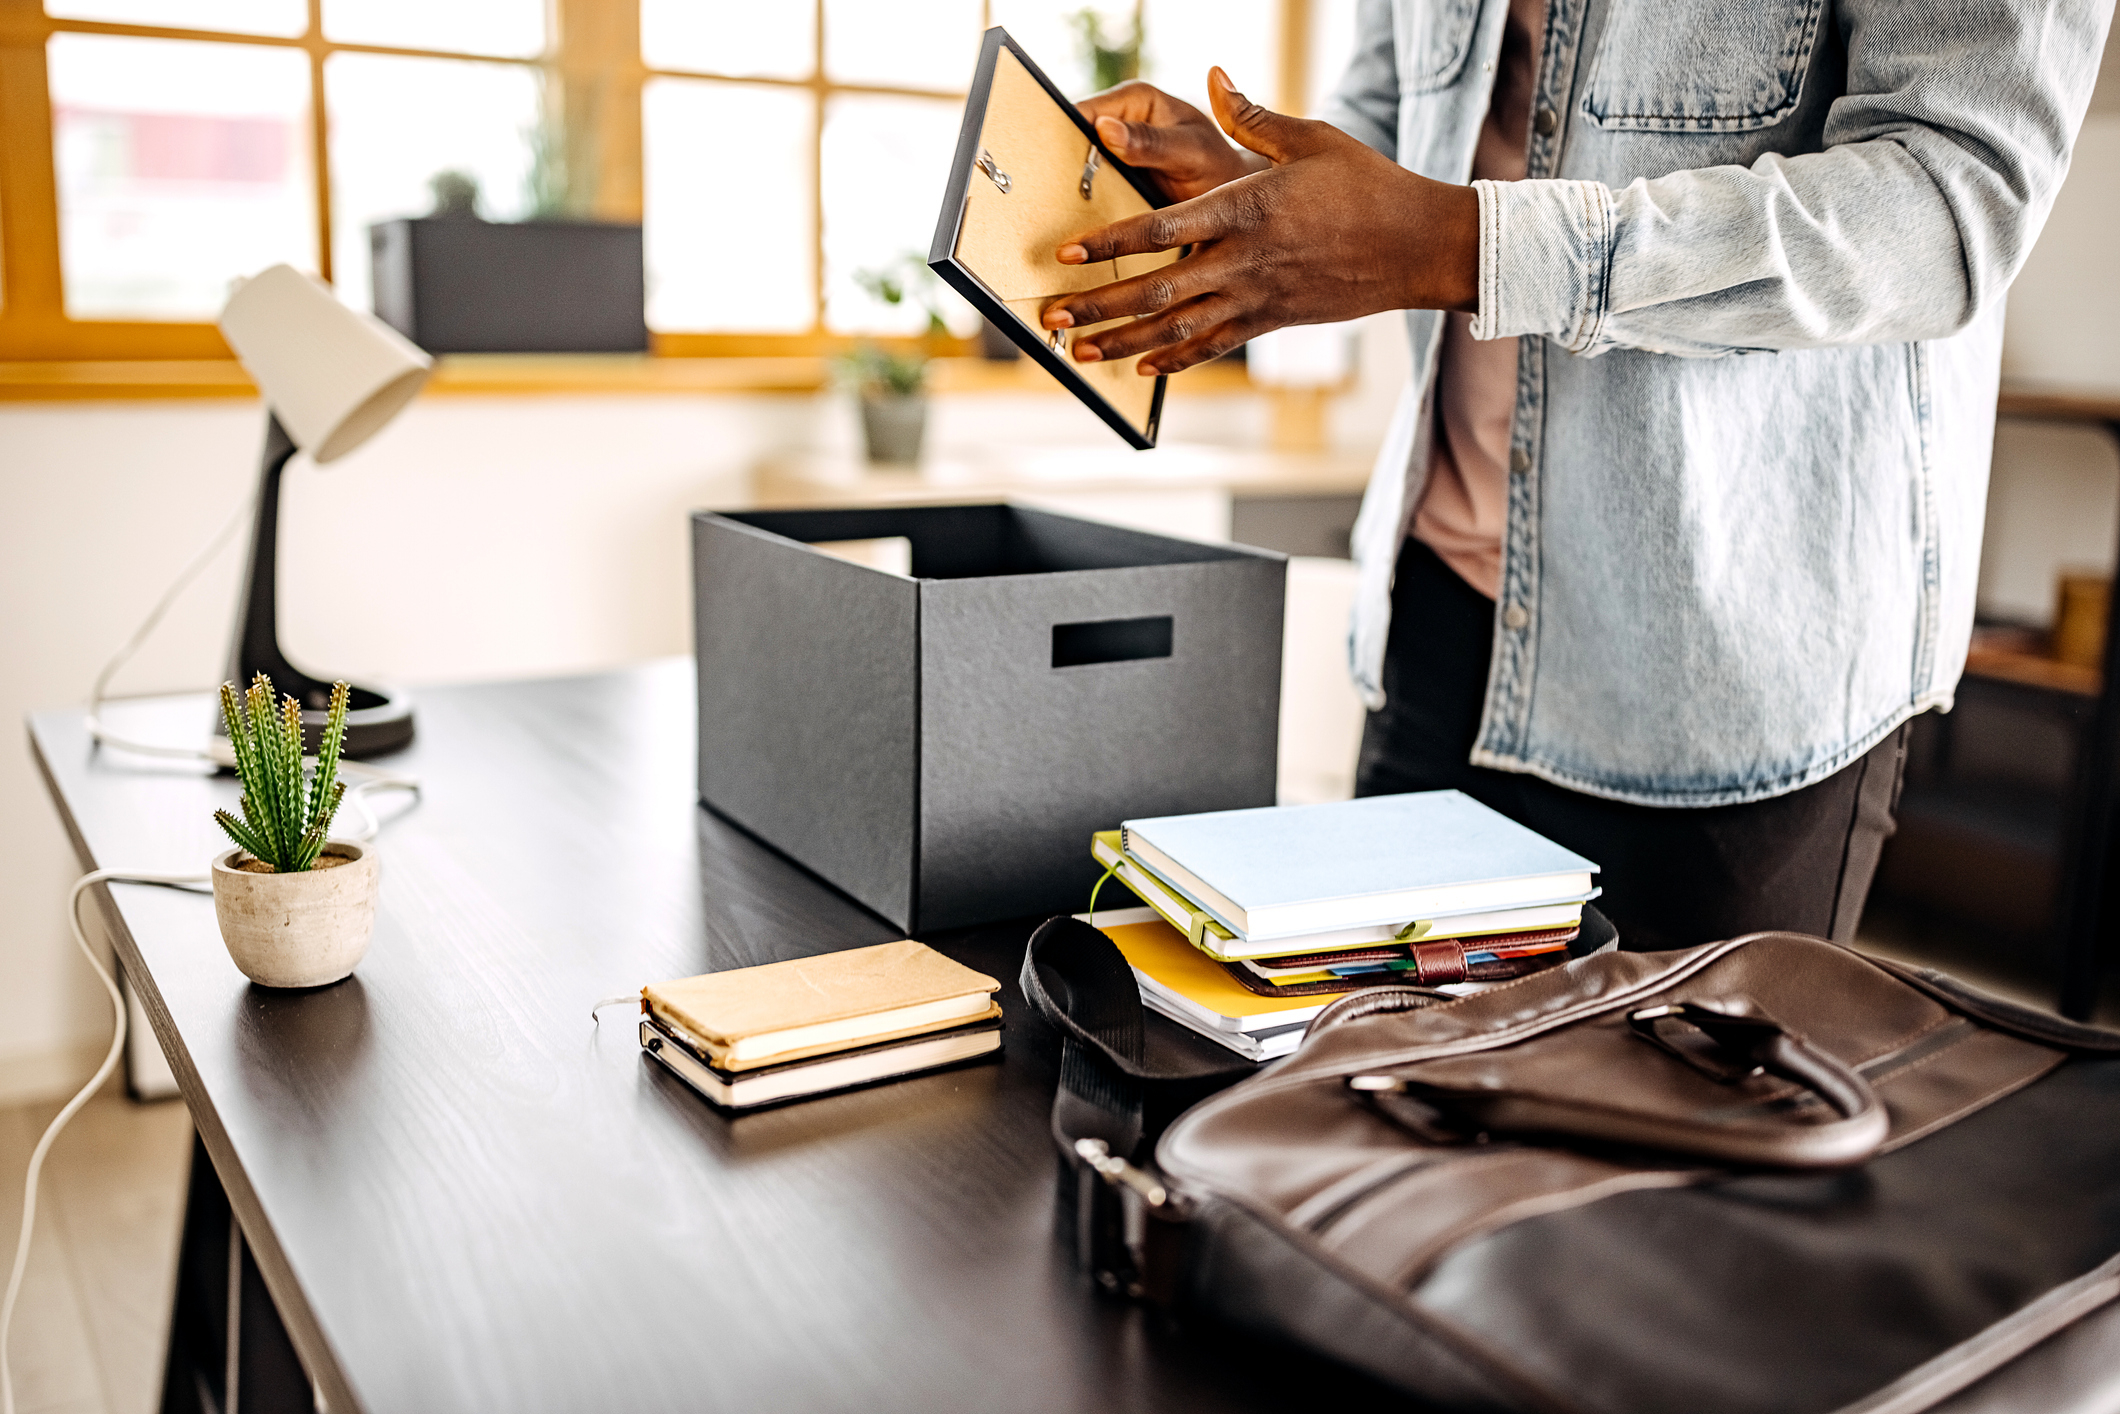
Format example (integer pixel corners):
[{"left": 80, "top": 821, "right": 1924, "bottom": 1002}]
[
  {"left": 1580, "top": 0, "right": 1827, "bottom": 131},
  {"left": 1401, "top": 0, "right": 1483, "bottom": 93}
]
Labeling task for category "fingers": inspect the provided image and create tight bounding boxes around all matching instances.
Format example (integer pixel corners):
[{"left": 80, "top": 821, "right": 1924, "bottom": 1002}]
[
  {"left": 1076, "top": 80, "right": 1204, "bottom": 131},
  {"left": 1094, "top": 114, "right": 1162, "bottom": 166},
  {"left": 1041, "top": 255, "right": 1216, "bottom": 331},
  {"left": 1057, "top": 185, "right": 1254, "bottom": 265},
  {"left": 1070, "top": 293, "right": 1256, "bottom": 375},
  {"left": 1138, "top": 314, "right": 1264, "bottom": 376},
  {"left": 1206, "top": 66, "right": 1329, "bottom": 165}
]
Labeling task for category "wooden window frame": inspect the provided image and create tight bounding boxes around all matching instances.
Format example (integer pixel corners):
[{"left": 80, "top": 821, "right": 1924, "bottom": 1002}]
[{"left": 0, "top": 0, "right": 1306, "bottom": 386}]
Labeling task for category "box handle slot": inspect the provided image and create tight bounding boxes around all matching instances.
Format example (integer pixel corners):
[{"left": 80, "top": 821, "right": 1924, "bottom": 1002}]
[{"left": 1053, "top": 616, "right": 1172, "bottom": 668}]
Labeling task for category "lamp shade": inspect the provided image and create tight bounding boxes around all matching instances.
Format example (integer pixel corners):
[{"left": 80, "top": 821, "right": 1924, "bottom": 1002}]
[{"left": 219, "top": 264, "right": 433, "bottom": 464}]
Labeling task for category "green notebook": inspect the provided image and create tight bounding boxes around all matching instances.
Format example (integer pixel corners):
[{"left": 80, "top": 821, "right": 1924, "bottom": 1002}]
[{"left": 1089, "top": 830, "right": 1589, "bottom": 964}]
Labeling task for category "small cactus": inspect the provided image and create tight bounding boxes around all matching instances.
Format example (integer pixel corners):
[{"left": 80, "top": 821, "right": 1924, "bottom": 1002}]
[{"left": 213, "top": 673, "right": 350, "bottom": 873}]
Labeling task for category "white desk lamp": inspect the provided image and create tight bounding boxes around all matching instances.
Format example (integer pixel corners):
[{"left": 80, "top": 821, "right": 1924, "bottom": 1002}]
[{"left": 217, "top": 263, "right": 432, "bottom": 756}]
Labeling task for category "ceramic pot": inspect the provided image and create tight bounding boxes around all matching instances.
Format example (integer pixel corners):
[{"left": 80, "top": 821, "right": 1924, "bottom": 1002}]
[
  {"left": 860, "top": 393, "right": 927, "bottom": 464},
  {"left": 211, "top": 843, "right": 378, "bottom": 988}
]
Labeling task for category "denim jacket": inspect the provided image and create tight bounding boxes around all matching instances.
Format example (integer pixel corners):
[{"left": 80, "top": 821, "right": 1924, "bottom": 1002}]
[{"left": 1325, "top": 0, "right": 2112, "bottom": 806}]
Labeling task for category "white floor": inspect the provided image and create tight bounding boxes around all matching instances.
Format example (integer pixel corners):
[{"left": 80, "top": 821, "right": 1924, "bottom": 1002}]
[{"left": 0, "top": 1089, "right": 191, "bottom": 1414}]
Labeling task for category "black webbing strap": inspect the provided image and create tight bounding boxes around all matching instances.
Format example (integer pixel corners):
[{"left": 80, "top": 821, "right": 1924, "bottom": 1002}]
[{"left": 1020, "top": 916, "right": 1254, "bottom": 1296}]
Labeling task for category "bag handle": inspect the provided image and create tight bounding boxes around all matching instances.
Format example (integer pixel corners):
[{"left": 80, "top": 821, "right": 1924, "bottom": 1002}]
[
  {"left": 1352, "top": 998, "right": 1889, "bottom": 1168},
  {"left": 1020, "top": 916, "right": 1255, "bottom": 1297}
]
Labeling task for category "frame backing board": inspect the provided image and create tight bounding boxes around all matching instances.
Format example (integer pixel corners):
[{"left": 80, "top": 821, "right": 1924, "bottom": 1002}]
[{"left": 930, "top": 29, "right": 1181, "bottom": 449}]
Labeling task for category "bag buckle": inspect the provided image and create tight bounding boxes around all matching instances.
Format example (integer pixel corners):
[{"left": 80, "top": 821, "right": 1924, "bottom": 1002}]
[
  {"left": 1069, "top": 1139, "right": 1184, "bottom": 1303},
  {"left": 1075, "top": 1138, "right": 1167, "bottom": 1208}
]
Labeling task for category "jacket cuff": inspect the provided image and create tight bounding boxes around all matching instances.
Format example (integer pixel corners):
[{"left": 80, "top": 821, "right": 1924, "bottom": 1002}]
[{"left": 1468, "top": 178, "right": 1616, "bottom": 352}]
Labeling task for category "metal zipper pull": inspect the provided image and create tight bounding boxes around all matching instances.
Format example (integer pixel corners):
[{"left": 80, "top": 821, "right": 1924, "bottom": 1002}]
[{"left": 1079, "top": 145, "right": 1101, "bottom": 199}]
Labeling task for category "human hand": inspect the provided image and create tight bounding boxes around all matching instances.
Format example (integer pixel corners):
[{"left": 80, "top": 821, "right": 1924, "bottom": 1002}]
[
  {"left": 1045, "top": 69, "right": 1478, "bottom": 376},
  {"left": 1076, "top": 80, "right": 1269, "bottom": 201}
]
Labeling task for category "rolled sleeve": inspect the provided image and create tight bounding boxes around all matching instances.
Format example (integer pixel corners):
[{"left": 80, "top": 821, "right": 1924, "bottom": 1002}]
[{"left": 1467, "top": 177, "right": 1615, "bottom": 352}]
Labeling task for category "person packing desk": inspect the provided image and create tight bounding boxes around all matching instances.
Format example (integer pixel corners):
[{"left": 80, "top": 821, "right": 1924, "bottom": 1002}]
[{"left": 1041, "top": 0, "right": 2113, "bottom": 951}]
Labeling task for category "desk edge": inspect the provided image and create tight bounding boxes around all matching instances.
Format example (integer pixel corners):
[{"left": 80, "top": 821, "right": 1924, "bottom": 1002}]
[{"left": 25, "top": 714, "right": 368, "bottom": 1414}]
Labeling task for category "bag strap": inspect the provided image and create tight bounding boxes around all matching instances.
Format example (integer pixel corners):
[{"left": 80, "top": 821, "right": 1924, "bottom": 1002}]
[
  {"left": 1020, "top": 915, "right": 1255, "bottom": 1297},
  {"left": 1863, "top": 956, "right": 2120, "bottom": 1052}
]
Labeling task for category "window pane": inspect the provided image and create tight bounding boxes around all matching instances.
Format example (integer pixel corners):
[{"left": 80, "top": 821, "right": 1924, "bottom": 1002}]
[
  {"left": 983, "top": 4, "right": 1282, "bottom": 110},
  {"left": 821, "top": 93, "right": 959, "bottom": 334},
  {"left": 321, "top": 0, "right": 545, "bottom": 59},
  {"left": 985, "top": 2, "right": 1104, "bottom": 97},
  {"left": 48, "top": 34, "right": 314, "bottom": 319},
  {"left": 643, "top": 79, "right": 813, "bottom": 332},
  {"left": 45, "top": 0, "right": 306, "bottom": 36},
  {"left": 1141, "top": 0, "right": 1278, "bottom": 118},
  {"left": 326, "top": 52, "right": 541, "bottom": 313},
  {"left": 823, "top": 0, "right": 981, "bottom": 92},
  {"left": 641, "top": 0, "right": 814, "bottom": 80}
]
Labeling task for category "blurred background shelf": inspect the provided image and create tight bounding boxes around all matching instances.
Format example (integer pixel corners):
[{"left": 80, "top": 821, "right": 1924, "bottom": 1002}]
[{"left": 1869, "top": 387, "right": 2120, "bottom": 1018}]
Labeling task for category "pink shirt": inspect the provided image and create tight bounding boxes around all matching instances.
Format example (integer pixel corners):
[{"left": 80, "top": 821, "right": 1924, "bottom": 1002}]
[{"left": 1410, "top": 0, "right": 1547, "bottom": 601}]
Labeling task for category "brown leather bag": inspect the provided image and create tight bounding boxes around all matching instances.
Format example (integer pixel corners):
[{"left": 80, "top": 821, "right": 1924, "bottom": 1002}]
[{"left": 1023, "top": 916, "right": 2120, "bottom": 1414}]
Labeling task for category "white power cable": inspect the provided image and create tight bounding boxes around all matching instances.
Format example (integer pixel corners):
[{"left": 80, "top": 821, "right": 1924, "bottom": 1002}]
[
  {"left": 76, "top": 482, "right": 427, "bottom": 826},
  {"left": 0, "top": 869, "right": 207, "bottom": 1414},
  {"left": 337, "top": 762, "right": 423, "bottom": 842},
  {"left": 15, "top": 454, "right": 429, "bottom": 1414},
  {"left": 85, "top": 489, "right": 256, "bottom": 764}
]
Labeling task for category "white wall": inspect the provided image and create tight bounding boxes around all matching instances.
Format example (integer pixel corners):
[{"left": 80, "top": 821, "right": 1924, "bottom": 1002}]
[{"left": 1979, "top": 28, "right": 2120, "bottom": 626}]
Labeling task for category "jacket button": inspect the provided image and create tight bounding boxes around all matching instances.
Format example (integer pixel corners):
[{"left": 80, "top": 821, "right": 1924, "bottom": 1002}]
[
  {"left": 1509, "top": 448, "right": 1531, "bottom": 474},
  {"left": 1533, "top": 107, "right": 1558, "bottom": 137},
  {"left": 1503, "top": 605, "right": 1529, "bottom": 631}
]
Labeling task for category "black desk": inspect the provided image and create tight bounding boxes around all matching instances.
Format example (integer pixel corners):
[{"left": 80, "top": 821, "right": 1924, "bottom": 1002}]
[{"left": 31, "top": 660, "right": 1398, "bottom": 1414}]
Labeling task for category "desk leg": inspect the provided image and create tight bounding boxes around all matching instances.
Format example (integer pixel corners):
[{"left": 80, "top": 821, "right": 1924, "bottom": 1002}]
[
  {"left": 159, "top": 1134, "right": 314, "bottom": 1414},
  {"left": 2057, "top": 418, "right": 2120, "bottom": 1021}
]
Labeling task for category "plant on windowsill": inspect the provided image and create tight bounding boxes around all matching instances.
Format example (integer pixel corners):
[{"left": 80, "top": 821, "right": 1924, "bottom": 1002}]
[
  {"left": 839, "top": 255, "right": 955, "bottom": 464},
  {"left": 1071, "top": 5, "right": 1143, "bottom": 92},
  {"left": 209, "top": 674, "right": 379, "bottom": 989}
]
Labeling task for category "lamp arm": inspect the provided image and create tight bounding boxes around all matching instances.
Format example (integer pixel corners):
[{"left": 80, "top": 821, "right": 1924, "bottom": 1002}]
[
  {"left": 218, "top": 409, "right": 418, "bottom": 757},
  {"left": 228, "top": 412, "right": 332, "bottom": 709}
]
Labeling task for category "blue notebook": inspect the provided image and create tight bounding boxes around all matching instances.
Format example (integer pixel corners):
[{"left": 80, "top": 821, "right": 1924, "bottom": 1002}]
[{"left": 1121, "top": 791, "right": 1599, "bottom": 942}]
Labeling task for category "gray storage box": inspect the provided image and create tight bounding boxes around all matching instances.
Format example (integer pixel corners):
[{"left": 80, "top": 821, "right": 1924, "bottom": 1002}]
[{"left": 692, "top": 505, "right": 1286, "bottom": 933}]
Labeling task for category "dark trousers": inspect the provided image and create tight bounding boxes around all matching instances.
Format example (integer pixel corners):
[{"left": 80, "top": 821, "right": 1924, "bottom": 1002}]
[{"left": 1356, "top": 539, "right": 1910, "bottom": 952}]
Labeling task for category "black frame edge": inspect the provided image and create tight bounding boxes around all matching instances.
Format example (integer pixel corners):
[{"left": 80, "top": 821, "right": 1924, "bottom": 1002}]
[{"left": 928, "top": 26, "right": 1170, "bottom": 452}]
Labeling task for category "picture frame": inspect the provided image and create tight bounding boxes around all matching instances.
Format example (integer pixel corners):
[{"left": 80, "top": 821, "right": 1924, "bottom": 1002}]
[{"left": 928, "top": 27, "right": 1179, "bottom": 450}]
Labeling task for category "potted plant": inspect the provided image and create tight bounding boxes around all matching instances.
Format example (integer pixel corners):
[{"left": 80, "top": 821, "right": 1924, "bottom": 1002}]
[
  {"left": 210, "top": 674, "right": 377, "bottom": 989},
  {"left": 1071, "top": 5, "right": 1144, "bottom": 90},
  {"left": 840, "top": 255, "right": 955, "bottom": 464}
]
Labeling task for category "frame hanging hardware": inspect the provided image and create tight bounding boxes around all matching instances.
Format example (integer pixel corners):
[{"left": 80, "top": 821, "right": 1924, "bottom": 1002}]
[
  {"left": 977, "top": 148, "right": 1012, "bottom": 194},
  {"left": 1079, "top": 145, "right": 1101, "bottom": 199}
]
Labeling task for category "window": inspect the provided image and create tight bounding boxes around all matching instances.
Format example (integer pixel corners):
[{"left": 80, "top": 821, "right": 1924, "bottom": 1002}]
[{"left": 0, "top": 0, "right": 1328, "bottom": 370}]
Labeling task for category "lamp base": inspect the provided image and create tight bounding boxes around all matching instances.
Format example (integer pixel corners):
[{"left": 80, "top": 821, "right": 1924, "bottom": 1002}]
[
  {"left": 332, "top": 683, "right": 417, "bottom": 758},
  {"left": 216, "top": 677, "right": 415, "bottom": 759}
]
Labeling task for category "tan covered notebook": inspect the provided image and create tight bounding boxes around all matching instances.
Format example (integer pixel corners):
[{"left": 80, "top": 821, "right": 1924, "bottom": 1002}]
[
  {"left": 641, "top": 940, "right": 1001, "bottom": 1072},
  {"left": 930, "top": 28, "right": 1181, "bottom": 448}
]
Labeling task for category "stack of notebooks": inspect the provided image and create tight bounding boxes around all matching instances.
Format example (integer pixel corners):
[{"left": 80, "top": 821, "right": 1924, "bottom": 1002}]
[
  {"left": 1088, "top": 791, "right": 1601, "bottom": 1061},
  {"left": 638, "top": 940, "right": 1002, "bottom": 1110}
]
